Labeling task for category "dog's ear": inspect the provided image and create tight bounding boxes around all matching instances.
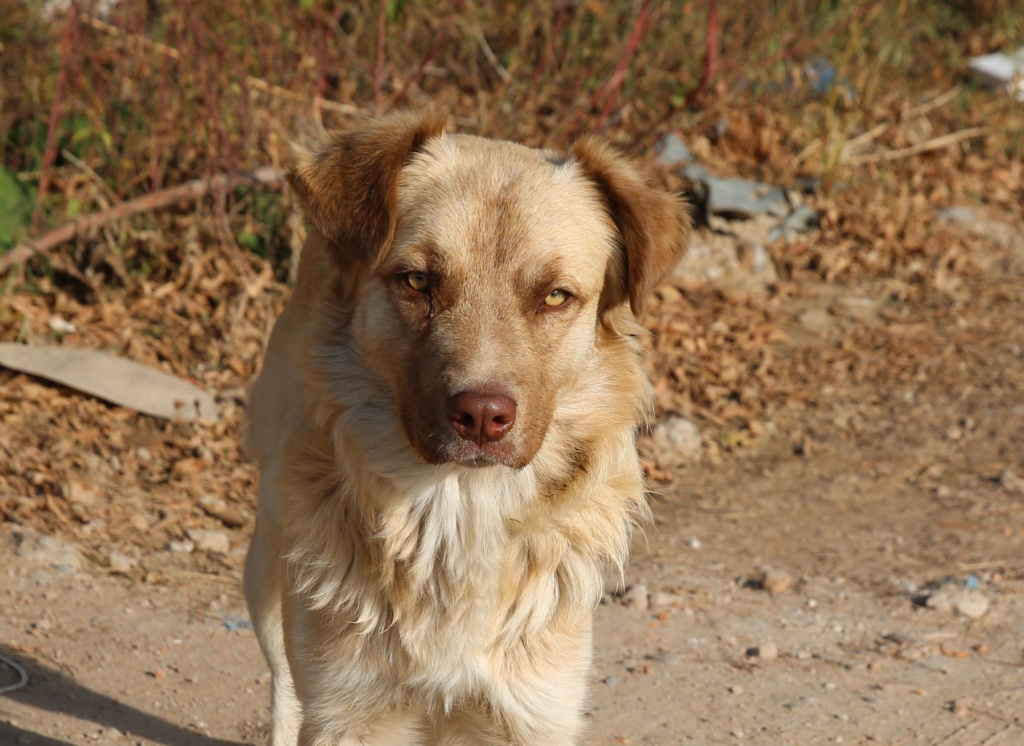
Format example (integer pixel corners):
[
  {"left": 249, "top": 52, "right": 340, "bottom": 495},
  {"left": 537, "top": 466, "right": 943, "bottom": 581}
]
[
  {"left": 286, "top": 109, "right": 447, "bottom": 270},
  {"left": 570, "top": 136, "right": 691, "bottom": 317}
]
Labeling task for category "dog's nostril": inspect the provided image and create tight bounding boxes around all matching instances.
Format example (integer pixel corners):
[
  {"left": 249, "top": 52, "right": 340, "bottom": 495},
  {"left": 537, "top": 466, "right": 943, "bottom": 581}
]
[{"left": 447, "top": 391, "right": 517, "bottom": 444}]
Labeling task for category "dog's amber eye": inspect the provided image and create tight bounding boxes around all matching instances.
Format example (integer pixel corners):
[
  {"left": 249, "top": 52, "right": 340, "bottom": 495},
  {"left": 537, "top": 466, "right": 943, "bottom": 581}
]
[
  {"left": 545, "top": 290, "right": 569, "bottom": 307},
  {"left": 406, "top": 272, "right": 429, "bottom": 291}
]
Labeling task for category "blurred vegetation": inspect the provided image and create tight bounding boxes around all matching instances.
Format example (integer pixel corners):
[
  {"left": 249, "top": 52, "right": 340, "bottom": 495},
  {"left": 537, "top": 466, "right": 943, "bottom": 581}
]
[{"left": 0, "top": 0, "right": 1021, "bottom": 275}]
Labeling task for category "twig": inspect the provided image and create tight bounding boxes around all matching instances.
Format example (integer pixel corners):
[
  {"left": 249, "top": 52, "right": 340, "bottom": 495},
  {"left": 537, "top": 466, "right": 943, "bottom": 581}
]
[
  {"left": 60, "top": 148, "right": 119, "bottom": 207},
  {"left": 0, "top": 168, "right": 285, "bottom": 274},
  {"left": 474, "top": 24, "right": 511, "bottom": 83},
  {"left": 843, "top": 127, "right": 986, "bottom": 166},
  {"left": 901, "top": 85, "right": 961, "bottom": 121}
]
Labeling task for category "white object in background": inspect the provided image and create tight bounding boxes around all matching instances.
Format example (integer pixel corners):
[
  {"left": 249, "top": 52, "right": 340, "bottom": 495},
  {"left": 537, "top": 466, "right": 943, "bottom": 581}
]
[{"left": 968, "top": 49, "right": 1024, "bottom": 101}]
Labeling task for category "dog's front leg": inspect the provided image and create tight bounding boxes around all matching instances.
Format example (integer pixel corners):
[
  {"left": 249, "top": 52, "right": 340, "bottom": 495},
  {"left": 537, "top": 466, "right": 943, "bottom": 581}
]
[{"left": 244, "top": 510, "right": 302, "bottom": 746}]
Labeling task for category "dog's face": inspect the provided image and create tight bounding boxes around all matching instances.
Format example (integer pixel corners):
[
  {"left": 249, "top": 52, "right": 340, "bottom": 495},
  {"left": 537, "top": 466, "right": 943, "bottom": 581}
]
[{"left": 288, "top": 111, "right": 689, "bottom": 469}]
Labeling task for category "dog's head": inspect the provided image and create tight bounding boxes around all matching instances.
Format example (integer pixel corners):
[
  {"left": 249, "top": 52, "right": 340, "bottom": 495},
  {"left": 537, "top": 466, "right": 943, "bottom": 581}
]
[{"left": 288, "top": 111, "right": 690, "bottom": 470}]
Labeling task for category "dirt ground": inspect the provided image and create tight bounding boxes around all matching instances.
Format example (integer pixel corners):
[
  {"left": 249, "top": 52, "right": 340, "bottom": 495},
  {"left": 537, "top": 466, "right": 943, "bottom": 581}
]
[{"left": 2, "top": 211, "right": 1024, "bottom": 745}]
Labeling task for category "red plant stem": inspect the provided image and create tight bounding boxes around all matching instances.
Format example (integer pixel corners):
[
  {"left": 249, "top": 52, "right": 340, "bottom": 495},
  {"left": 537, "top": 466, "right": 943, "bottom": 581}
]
[
  {"left": 32, "top": 3, "right": 80, "bottom": 231},
  {"left": 703, "top": 0, "right": 719, "bottom": 91},
  {"left": 374, "top": 1, "right": 388, "bottom": 114},
  {"left": 593, "top": 0, "right": 652, "bottom": 132}
]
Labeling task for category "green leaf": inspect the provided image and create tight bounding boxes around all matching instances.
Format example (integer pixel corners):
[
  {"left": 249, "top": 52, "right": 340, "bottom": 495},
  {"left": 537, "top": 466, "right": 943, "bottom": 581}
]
[
  {"left": 0, "top": 166, "right": 34, "bottom": 251},
  {"left": 236, "top": 231, "right": 262, "bottom": 252},
  {"left": 387, "top": 0, "right": 406, "bottom": 22}
]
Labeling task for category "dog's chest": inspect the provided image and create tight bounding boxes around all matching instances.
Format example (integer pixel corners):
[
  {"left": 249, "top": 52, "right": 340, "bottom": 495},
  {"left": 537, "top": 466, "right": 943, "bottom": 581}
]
[{"left": 374, "top": 469, "right": 564, "bottom": 683}]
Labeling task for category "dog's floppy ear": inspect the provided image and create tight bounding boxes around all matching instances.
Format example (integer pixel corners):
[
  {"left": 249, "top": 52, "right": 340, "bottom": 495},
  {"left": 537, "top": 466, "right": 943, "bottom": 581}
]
[
  {"left": 286, "top": 109, "right": 447, "bottom": 270},
  {"left": 570, "top": 136, "right": 691, "bottom": 317}
]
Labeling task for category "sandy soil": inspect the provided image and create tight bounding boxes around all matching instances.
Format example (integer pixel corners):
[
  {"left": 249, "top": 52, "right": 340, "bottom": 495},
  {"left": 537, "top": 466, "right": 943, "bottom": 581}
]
[{"left": 3, "top": 251, "right": 1024, "bottom": 745}]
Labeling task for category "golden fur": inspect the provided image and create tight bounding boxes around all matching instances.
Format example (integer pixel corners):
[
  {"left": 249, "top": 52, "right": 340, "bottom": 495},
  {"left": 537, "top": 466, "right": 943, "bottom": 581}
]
[{"left": 244, "top": 110, "right": 690, "bottom": 746}]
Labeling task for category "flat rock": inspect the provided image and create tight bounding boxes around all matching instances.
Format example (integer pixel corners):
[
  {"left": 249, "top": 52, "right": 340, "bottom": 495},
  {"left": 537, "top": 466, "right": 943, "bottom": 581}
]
[{"left": 14, "top": 530, "right": 83, "bottom": 573}]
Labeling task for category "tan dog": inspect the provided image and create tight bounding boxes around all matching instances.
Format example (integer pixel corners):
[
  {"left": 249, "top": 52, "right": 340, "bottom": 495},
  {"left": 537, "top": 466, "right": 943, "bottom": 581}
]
[{"left": 244, "top": 110, "right": 690, "bottom": 746}]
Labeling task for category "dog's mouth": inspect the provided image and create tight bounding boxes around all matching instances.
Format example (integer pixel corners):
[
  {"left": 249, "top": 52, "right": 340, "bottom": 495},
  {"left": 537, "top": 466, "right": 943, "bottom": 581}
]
[
  {"left": 398, "top": 387, "right": 543, "bottom": 470},
  {"left": 429, "top": 438, "right": 523, "bottom": 469}
]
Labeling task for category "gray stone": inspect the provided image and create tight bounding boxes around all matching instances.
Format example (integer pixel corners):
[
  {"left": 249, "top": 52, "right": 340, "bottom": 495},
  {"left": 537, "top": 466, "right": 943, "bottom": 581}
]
[
  {"left": 685, "top": 169, "right": 789, "bottom": 220},
  {"left": 654, "top": 133, "right": 694, "bottom": 166},
  {"left": 652, "top": 417, "right": 703, "bottom": 467}
]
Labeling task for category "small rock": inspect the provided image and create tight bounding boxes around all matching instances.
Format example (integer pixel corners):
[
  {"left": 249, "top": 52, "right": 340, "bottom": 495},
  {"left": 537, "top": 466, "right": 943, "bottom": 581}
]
[
  {"left": 648, "top": 591, "right": 683, "bottom": 610},
  {"left": 108, "top": 551, "right": 137, "bottom": 574},
  {"left": 47, "top": 316, "right": 77, "bottom": 334},
  {"left": 925, "top": 587, "right": 991, "bottom": 619},
  {"left": 168, "top": 540, "right": 195, "bottom": 554},
  {"left": 621, "top": 584, "right": 649, "bottom": 610},
  {"left": 186, "top": 528, "right": 230, "bottom": 554},
  {"left": 949, "top": 700, "right": 970, "bottom": 717},
  {"left": 151, "top": 668, "right": 167, "bottom": 681},
  {"left": 198, "top": 494, "right": 246, "bottom": 528},
  {"left": 999, "top": 468, "right": 1024, "bottom": 495},
  {"left": 760, "top": 569, "right": 793, "bottom": 594},
  {"left": 601, "top": 676, "right": 619, "bottom": 687},
  {"left": 652, "top": 417, "right": 703, "bottom": 467},
  {"left": 747, "top": 641, "right": 778, "bottom": 661},
  {"left": 15, "top": 530, "right": 83, "bottom": 573}
]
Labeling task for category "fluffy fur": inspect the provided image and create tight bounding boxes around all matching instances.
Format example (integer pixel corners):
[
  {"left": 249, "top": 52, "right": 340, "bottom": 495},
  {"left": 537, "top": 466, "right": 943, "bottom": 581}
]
[{"left": 244, "top": 110, "right": 690, "bottom": 746}]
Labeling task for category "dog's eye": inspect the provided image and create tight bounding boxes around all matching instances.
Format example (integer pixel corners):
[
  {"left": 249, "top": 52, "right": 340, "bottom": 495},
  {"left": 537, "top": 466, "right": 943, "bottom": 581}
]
[
  {"left": 544, "top": 289, "right": 570, "bottom": 307},
  {"left": 406, "top": 272, "right": 429, "bottom": 292}
]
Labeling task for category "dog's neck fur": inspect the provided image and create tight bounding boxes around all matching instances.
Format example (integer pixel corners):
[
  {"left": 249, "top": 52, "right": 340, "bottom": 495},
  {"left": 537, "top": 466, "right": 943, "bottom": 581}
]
[{"left": 274, "top": 302, "right": 650, "bottom": 674}]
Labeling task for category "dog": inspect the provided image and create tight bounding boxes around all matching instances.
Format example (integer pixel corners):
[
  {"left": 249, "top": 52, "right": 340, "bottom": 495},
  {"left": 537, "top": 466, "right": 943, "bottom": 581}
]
[{"left": 244, "top": 109, "right": 690, "bottom": 746}]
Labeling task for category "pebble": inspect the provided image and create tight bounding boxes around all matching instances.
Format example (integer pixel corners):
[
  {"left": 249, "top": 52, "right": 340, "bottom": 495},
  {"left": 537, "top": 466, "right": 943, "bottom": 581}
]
[
  {"left": 925, "top": 587, "right": 991, "bottom": 619},
  {"left": 198, "top": 494, "right": 246, "bottom": 528},
  {"left": 652, "top": 417, "right": 704, "bottom": 466},
  {"left": 747, "top": 641, "right": 778, "bottom": 661},
  {"left": 108, "top": 551, "right": 137, "bottom": 574},
  {"left": 186, "top": 528, "right": 231, "bottom": 554},
  {"left": 760, "top": 569, "right": 793, "bottom": 594},
  {"left": 1000, "top": 468, "right": 1024, "bottom": 495},
  {"left": 621, "top": 584, "right": 649, "bottom": 611},
  {"left": 648, "top": 591, "right": 683, "bottom": 610},
  {"left": 168, "top": 540, "right": 195, "bottom": 554},
  {"left": 602, "top": 676, "right": 619, "bottom": 687},
  {"left": 152, "top": 668, "right": 167, "bottom": 681}
]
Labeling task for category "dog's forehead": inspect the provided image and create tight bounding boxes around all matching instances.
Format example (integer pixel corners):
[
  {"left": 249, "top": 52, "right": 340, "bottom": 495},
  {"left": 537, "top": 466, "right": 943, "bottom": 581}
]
[{"left": 395, "top": 134, "right": 614, "bottom": 273}]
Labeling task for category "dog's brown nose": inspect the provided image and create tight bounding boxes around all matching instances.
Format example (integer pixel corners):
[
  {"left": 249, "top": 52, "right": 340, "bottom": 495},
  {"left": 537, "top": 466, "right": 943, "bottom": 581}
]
[{"left": 447, "top": 391, "right": 517, "bottom": 444}]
